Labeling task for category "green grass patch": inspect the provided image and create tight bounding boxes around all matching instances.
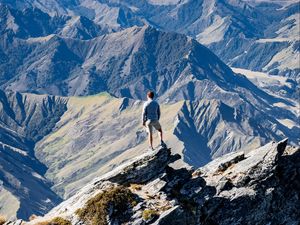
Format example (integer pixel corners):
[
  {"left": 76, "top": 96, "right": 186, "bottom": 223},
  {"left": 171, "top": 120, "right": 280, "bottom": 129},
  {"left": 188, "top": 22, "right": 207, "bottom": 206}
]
[
  {"left": 35, "top": 217, "right": 71, "bottom": 225},
  {"left": 0, "top": 215, "right": 6, "bottom": 225},
  {"left": 142, "top": 209, "right": 159, "bottom": 221},
  {"left": 76, "top": 186, "right": 137, "bottom": 225}
]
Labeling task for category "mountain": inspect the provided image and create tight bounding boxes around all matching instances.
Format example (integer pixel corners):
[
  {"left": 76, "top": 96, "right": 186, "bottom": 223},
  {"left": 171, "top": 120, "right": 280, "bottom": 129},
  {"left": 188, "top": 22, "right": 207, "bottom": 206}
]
[
  {"left": 0, "top": 91, "right": 298, "bottom": 219},
  {"left": 7, "top": 139, "right": 299, "bottom": 225},
  {"left": 1, "top": 20, "right": 239, "bottom": 99},
  {"left": 0, "top": 131, "right": 61, "bottom": 220},
  {"left": 0, "top": 4, "right": 105, "bottom": 40},
  {"left": 2, "top": 0, "right": 299, "bottom": 77},
  {"left": 232, "top": 67, "right": 300, "bottom": 101}
]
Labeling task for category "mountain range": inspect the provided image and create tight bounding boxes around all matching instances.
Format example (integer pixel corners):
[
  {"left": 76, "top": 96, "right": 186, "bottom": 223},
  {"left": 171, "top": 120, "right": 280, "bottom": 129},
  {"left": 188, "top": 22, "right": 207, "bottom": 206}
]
[
  {"left": 1, "top": 0, "right": 299, "bottom": 77},
  {"left": 0, "top": 0, "right": 299, "bottom": 222}
]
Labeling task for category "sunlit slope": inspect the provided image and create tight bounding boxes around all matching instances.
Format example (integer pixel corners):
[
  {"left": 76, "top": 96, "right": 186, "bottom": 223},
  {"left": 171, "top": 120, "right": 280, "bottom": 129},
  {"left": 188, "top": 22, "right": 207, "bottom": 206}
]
[{"left": 35, "top": 93, "right": 184, "bottom": 198}]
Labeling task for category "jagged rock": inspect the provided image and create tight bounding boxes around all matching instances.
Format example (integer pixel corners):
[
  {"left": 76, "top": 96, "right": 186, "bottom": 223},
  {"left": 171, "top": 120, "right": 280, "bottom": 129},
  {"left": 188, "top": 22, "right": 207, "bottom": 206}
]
[
  {"left": 152, "top": 205, "right": 195, "bottom": 225},
  {"left": 26, "top": 147, "right": 180, "bottom": 224},
  {"left": 3, "top": 220, "right": 23, "bottom": 225},
  {"left": 192, "top": 139, "right": 300, "bottom": 225},
  {"left": 25, "top": 139, "right": 299, "bottom": 225},
  {"left": 101, "top": 148, "right": 177, "bottom": 184}
]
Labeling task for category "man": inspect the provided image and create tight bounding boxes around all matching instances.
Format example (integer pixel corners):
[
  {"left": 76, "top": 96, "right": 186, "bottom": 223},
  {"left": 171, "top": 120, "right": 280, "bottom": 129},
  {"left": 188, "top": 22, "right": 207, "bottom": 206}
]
[{"left": 142, "top": 91, "right": 167, "bottom": 150}]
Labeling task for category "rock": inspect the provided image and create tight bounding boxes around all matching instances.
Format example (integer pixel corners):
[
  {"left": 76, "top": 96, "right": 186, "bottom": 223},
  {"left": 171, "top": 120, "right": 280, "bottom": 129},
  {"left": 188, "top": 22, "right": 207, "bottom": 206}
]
[
  {"left": 4, "top": 220, "right": 23, "bottom": 225},
  {"left": 22, "top": 139, "right": 300, "bottom": 225},
  {"left": 102, "top": 148, "right": 177, "bottom": 184},
  {"left": 142, "top": 177, "right": 167, "bottom": 196},
  {"left": 152, "top": 205, "right": 195, "bottom": 225}
]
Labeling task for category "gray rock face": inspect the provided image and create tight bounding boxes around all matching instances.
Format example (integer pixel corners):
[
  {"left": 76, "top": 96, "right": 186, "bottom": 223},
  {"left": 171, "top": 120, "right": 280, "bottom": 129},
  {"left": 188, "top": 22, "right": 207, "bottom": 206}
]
[
  {"left": 25, "top": 139, "right": 299, "bottom": 225},
  {"left": 104, "top": 148, "right": 180, "bottom": 184},
  {"left": 192, "top": 139, "right": 300, "bottom": 225}
]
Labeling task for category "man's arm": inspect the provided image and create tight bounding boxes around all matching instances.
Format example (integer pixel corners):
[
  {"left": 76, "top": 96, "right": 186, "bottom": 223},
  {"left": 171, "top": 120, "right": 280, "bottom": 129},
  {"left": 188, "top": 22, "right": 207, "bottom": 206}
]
[
  {"left": 157, "top": 104, "right": 161, "bottom": 120},
  {"left": 142, "top": 103, "right": 147, "bottom": 126}
]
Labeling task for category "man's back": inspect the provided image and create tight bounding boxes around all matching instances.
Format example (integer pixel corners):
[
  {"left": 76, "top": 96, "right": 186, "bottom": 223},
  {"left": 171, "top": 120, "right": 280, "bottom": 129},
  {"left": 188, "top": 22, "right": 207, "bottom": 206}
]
[
  {"left": 142, "top": 91, "right": 166, "bottom": 150},
  {"left": 142, "top": 100, "right": 160, "bottom": 122}
]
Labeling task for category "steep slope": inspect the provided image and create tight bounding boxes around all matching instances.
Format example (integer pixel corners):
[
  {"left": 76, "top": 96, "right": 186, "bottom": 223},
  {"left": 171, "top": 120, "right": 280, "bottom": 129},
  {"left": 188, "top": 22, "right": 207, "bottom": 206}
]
[
  {"left": 232, "top": 67, "right": 300, "bottom": 100},
  {"left": 17, "top": 139, "right": 299, "bottom": 225},
  {"left": 0, "top": 4, "right": 66, "bottom": 39},
  {"left": 58, "top": 16, "right": 105, "bottom": 40},
  {"left": 2, "top": 0, "right": 298, "bottom": 77},
  {"left": 0, "top": 131, "right": 61, "bottom": 220},
  {"left": 0, "top": 90, "right": 67, "bottom": 219}
]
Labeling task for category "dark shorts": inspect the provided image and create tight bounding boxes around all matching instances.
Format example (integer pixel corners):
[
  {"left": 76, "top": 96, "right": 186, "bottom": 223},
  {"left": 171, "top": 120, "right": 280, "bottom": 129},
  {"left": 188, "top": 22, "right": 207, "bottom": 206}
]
[{"left": 145, "top": 120, "right": 161, "bottom": 135}]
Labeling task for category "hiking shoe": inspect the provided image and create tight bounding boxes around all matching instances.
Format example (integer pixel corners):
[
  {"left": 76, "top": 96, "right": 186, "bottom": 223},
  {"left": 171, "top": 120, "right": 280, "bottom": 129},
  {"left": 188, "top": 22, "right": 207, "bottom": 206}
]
[
  {"left": 148, "top": 146, "right": 155, "bottom": 151},
  {"left": 160, "top": 141, "right": 167, "bottom": 148}
]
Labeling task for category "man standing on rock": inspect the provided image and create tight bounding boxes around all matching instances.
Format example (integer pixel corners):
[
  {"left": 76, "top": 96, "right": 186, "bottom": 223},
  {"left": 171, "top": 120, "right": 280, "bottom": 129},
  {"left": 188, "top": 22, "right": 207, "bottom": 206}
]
[{"left": 142, "top": 91, "right": 167, "bottom": 150}]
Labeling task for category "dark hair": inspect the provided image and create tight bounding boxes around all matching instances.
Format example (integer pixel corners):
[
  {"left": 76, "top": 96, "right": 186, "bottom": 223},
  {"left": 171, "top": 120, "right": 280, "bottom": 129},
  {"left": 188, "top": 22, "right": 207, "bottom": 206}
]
[{"left": 147, "top": 91, "right": 154, "bottom": 99}]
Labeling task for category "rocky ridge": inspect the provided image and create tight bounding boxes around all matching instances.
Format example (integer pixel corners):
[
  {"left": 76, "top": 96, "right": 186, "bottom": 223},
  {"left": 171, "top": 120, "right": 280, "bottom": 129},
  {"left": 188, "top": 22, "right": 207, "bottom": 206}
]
[{"left": 7, "top": 138, "right": 298, "bottom": 225}]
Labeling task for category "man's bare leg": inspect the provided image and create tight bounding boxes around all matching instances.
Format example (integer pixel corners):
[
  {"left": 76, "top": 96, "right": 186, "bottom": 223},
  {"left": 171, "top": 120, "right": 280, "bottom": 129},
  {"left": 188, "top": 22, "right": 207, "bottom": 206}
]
[
  {"left": 158, "top": 128, "right": 167, "bottom": 148},
  {"left": 149, "top": 133, "right": 153, "bottom": 149},
  {"left": 158, "top": 128, "right": 163, "bottom": 142}
]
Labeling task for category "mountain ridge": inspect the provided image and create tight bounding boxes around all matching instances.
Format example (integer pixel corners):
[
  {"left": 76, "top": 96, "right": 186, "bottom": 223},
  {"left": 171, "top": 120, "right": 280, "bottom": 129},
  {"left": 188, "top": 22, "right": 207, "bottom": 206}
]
[
  {"left": 7, "top": 138, "right": 299, "bottom": 225},
  {"left": 1, "top": 0, "right": 298, "bottom": 77}
]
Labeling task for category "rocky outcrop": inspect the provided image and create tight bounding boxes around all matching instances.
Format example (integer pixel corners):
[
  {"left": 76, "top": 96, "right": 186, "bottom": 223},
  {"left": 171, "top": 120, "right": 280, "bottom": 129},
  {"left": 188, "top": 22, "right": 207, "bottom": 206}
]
[{"left": 23, "top": 138, "right": 299, "bottom": 225}]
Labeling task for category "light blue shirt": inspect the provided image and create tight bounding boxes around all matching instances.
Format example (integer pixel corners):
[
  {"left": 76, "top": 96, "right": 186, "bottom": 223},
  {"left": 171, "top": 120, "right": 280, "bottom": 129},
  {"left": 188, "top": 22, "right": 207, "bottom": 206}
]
[{"left": 142, "top": 99, "right": 161, "bottom": 122}]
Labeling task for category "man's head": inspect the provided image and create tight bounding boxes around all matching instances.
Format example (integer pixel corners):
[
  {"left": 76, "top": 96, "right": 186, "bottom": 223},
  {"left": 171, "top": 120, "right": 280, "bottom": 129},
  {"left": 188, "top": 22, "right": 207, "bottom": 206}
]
[{"left": 147, "top": 91, "right": 154, "bottom": 100}]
